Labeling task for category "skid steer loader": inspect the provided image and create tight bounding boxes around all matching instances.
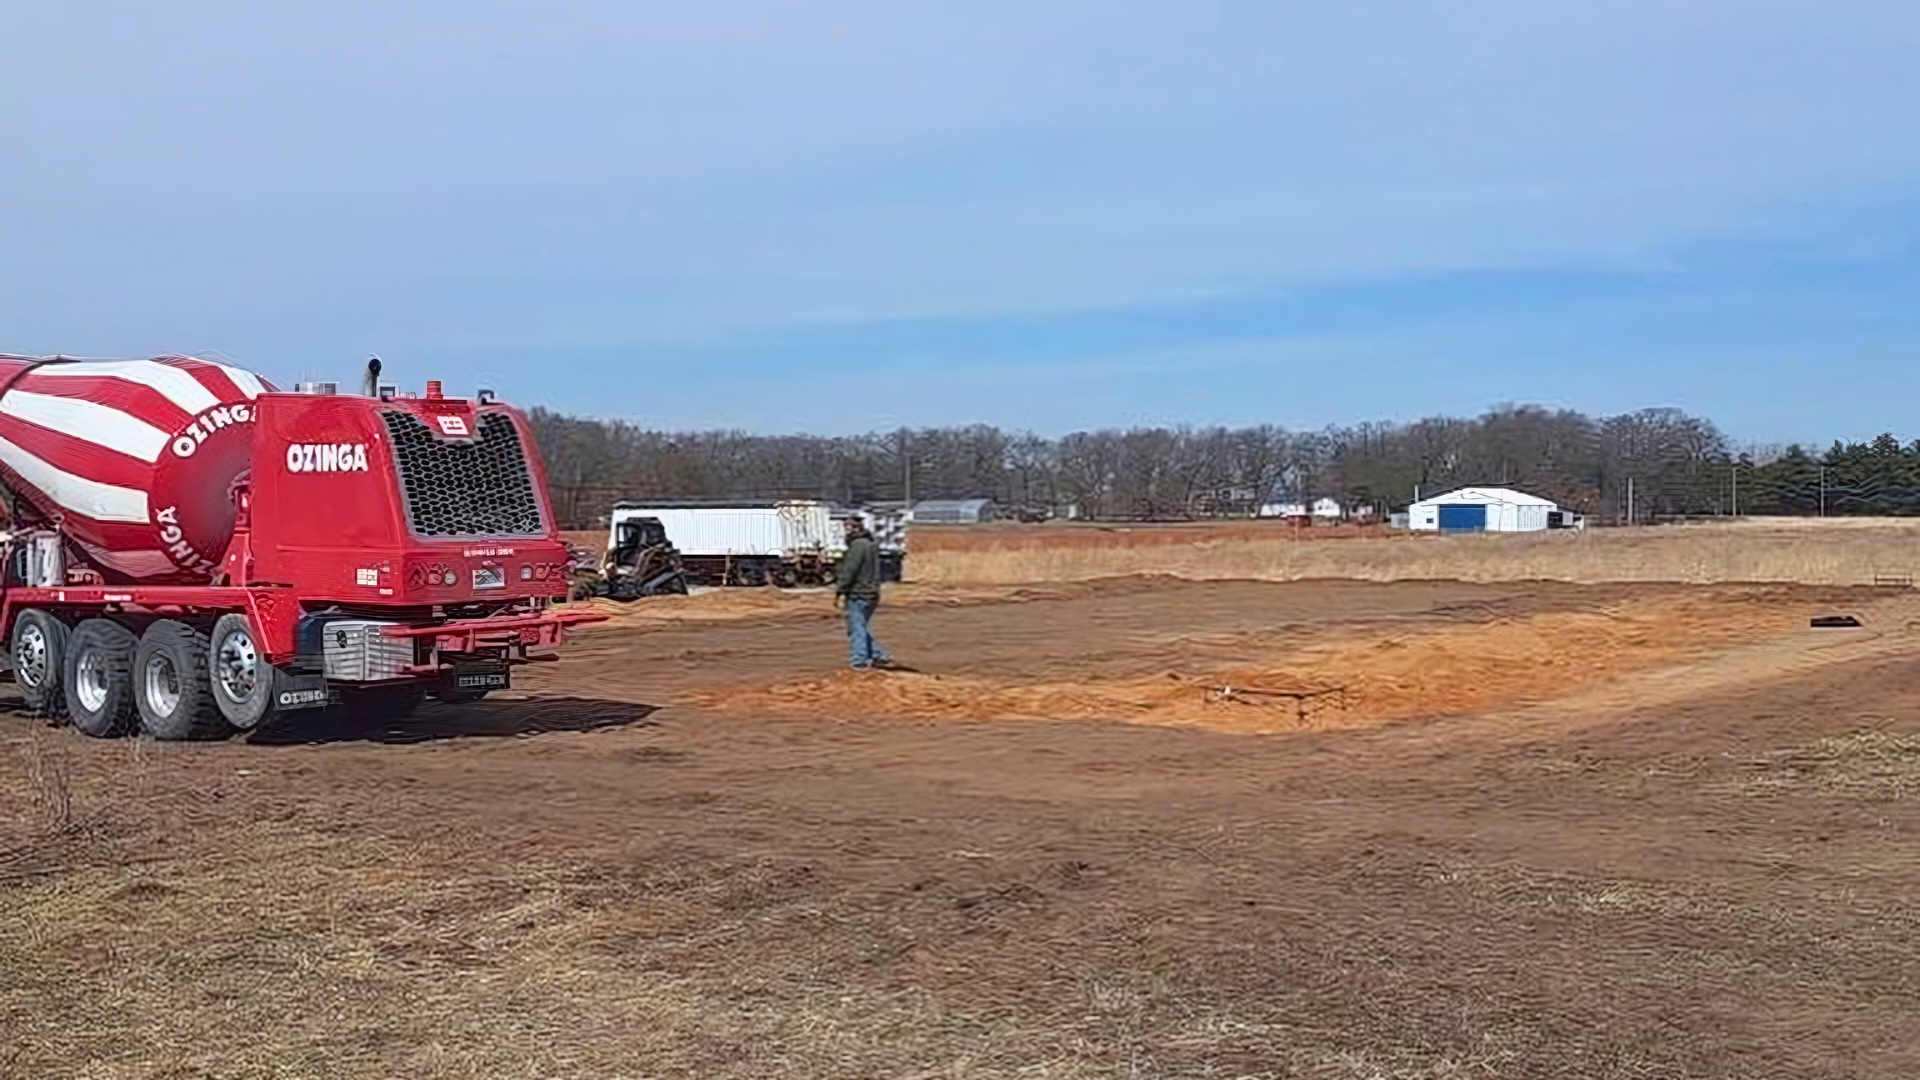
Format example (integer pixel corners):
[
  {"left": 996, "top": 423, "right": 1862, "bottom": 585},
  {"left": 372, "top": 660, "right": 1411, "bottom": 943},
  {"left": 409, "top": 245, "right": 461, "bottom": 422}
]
[{"left": 601, "top": 516, "right": 690, "bottom": 600}]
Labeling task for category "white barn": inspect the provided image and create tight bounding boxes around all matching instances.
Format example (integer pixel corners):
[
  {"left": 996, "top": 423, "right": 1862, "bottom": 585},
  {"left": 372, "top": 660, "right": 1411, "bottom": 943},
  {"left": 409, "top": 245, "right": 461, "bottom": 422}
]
[{"left": 1408, "top": 487, "right": 1561, "bottom": 533}]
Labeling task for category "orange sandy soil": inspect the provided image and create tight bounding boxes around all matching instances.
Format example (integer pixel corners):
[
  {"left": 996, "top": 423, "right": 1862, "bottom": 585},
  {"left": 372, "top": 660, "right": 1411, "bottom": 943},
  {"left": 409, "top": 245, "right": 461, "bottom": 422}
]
[
  {"left": 666, "top": 582, "right": 1904, "bottom": 733},
  {"left": 525, "top": 577, "right": 1917, "bottom": 738}
]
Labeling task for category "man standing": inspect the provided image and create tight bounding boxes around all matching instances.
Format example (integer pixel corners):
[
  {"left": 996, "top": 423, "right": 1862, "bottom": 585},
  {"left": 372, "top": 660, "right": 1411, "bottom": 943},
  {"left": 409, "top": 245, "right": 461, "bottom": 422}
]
[{"left": 835, "top": 516, "right": 893, "bottom": 671}]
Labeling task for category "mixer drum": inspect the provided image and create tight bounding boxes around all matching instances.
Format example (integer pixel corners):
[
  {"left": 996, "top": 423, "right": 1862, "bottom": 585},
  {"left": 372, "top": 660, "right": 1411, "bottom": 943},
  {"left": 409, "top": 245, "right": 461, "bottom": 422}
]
[{"left": 0, "top": 356, "right": 277, "bottom": 583}]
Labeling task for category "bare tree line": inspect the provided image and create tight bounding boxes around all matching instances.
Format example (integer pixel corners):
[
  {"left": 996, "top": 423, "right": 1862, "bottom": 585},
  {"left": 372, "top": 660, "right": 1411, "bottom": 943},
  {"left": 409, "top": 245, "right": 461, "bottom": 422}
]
[{"left": 528, "top": 403, "right": 1811, "bottom": 527}]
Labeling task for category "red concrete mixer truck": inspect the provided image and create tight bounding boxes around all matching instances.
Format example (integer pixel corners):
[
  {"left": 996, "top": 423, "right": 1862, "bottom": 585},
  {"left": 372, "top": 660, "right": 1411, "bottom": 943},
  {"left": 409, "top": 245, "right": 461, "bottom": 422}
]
[{"left": 0, "top": 353, "right": 603, "bottom": 739}]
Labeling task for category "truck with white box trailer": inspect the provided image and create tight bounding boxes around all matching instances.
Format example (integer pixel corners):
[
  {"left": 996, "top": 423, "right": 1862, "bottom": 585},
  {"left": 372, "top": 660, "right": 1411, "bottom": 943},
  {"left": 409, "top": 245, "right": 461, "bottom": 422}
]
[
  {"left": 608, "top": 500, "right": 842, "bottom": 586},
  {"left": 608, "top": 499, "right": 908, "bottom": 587}
]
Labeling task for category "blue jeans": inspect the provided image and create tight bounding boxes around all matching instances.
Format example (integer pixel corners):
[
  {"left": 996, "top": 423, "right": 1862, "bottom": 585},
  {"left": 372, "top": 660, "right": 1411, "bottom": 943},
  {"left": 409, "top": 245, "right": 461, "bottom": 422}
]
[{"left": 845, "top": 594, "right": 890, "bottom": 668}]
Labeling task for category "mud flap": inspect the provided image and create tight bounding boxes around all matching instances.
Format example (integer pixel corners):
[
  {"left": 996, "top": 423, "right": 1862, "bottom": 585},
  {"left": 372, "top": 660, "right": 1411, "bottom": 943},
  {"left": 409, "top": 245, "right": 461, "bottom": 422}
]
[{"left": 274, "top": 672, "right": 333, "bottom": 712}]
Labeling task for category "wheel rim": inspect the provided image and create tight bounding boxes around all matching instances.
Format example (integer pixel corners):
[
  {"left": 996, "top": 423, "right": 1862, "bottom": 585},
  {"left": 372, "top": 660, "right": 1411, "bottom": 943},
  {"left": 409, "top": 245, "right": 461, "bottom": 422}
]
[
  {"left": 74, "top": 649, "right": 111, "bottom": 713},
  {"left": 215, "top": 627, "right": 258, "bottom": 704},
  {"left": 16, "top": 624, "right": 47, "bottom": 689},
  {"left": 144, "top": 655, "right": 181, "bottom": 718}
]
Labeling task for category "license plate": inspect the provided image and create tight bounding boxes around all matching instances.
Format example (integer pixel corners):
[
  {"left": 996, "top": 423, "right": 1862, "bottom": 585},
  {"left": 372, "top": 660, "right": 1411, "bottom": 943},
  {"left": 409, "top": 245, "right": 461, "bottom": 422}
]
[
  {"left": 472, "top": 566, "right": 506, "bottom": 589},
  {"left": 452, "top": 662, "right": 511, "bottom": 690}
]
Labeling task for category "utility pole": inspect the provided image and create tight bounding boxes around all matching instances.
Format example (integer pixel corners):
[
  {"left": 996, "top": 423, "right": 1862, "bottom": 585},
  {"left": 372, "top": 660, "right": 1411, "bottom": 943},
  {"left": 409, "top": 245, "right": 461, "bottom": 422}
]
[
  {"left": 1627, "top": 476, "right": 1634, "bottom": 526},
  {"left": 900, "top": 428, "right": 912, "bottom": 509},
  {"left": 1731, "top": 459, "right": 1738, "bottom": 517},
  {"left": 1820, "top": 465, "right": 1827, "bottom": 517}
]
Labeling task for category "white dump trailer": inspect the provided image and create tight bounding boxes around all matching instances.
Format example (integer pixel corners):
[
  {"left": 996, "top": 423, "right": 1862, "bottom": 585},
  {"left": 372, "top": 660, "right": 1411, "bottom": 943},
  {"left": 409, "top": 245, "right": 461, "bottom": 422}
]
[
  {"left": 832, "top": 502, "right": 909, "bottom": 583},
  {"left": 609, "top": 501, "right": 842, "bottom": 586}
]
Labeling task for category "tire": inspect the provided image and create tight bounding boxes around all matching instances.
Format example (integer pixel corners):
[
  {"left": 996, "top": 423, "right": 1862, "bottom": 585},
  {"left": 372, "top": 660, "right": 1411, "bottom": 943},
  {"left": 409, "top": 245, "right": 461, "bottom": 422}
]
[
  {"left": 134, "top": 620, "right": 235, "bottom": 741},
  {"left": 209, "top": 613, "right": 280, "bottom": 731},
  {"left": 11, "top": 609, "right": 68, "bottom": 717},
  {"left": 63, "top": 619, "right": 137, "bottom": 738}
]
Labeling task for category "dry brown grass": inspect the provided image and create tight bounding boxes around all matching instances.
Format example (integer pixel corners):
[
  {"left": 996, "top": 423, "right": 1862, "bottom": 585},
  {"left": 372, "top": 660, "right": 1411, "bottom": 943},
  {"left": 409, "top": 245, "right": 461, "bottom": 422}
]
[
  {"left": 1714, "top": 728, "right": 1920, "bottom": 799},
  {"left": 11, "top": 667, "right": 1920, "bottom": 1078},
  {"left": 2, "top": 732, "right": 88, "bottom": 883},
  {"left": 909, "top": 521, "right": 1394, "bottom": 552},
  {"left": 910, "top": 517, "right": 1920, "bottom": 587}
]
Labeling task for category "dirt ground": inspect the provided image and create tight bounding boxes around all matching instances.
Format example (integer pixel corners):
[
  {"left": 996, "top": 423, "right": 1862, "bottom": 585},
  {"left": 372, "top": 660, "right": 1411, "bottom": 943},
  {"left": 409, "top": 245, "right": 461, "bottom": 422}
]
[{"left": 7, "top": 576, "right": 1920, "bottom": 1078}]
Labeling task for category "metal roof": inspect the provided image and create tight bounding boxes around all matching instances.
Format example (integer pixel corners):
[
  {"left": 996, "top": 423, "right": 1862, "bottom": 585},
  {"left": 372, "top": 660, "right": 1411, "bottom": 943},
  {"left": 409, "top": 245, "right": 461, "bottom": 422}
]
[{"left": 1409, "top": 486, "right": 1558, "bottom": 508}]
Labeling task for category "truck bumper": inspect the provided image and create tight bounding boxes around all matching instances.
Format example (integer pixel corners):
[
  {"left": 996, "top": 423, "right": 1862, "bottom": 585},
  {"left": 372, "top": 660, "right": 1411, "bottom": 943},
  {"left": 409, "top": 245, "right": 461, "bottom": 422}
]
[{"left": 379, "top": 607, "right": 608, "bottom": 658}]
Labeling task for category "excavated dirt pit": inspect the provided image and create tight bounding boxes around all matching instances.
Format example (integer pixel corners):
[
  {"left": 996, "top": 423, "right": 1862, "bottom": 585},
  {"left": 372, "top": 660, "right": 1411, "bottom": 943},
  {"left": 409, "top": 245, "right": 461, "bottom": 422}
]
[{"left": 540, "top": 578, "right": 1903, "bottom": 734}]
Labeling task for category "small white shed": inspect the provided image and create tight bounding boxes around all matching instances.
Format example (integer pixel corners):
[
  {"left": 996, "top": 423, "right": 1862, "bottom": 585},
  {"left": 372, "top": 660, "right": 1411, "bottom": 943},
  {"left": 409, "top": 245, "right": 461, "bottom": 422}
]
[{"left": 1408, "top": 487, "right": 1559, "bottom": 533}]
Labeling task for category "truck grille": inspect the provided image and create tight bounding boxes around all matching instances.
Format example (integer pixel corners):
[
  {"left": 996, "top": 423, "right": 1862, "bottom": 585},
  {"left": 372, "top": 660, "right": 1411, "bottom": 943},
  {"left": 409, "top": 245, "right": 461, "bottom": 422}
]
[{"left": 383, "top": 411, "right": 547, "bottom": 538}]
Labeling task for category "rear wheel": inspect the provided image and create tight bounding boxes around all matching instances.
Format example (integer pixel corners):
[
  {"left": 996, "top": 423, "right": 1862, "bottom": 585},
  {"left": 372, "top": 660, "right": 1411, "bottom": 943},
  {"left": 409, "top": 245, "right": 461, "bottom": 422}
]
[
  {"left": 11, "top": 609, "right": 68, "bottom": 717},
  {"left": 64, "top": 619, "right": 137, "bottom": 738},
  {"left": 209, "top": 614, "right": 279, "bottom": 731},
  {"left": 134, "top": 621, "right": 235, "bottom": 741}
]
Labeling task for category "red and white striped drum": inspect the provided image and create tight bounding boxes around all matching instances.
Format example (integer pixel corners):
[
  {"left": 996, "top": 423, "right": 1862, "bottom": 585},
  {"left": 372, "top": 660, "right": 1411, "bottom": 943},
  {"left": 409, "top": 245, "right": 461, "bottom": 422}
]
[{"left": 0, "top": 355, "right": 276, "bottom": 583}]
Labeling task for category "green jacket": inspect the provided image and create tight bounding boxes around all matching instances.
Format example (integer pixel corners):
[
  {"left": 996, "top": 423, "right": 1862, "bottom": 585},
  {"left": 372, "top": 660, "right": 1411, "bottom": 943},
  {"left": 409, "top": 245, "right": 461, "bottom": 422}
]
[{"left": 835, "top": 534, "right": 882, "bottom": 598}]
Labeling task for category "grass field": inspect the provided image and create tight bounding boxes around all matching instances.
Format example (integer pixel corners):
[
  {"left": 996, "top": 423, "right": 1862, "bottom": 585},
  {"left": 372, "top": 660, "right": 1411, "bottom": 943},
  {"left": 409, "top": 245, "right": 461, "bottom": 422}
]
[{"left": 908, "top": 516, "right": 1920, "bottom": 587}]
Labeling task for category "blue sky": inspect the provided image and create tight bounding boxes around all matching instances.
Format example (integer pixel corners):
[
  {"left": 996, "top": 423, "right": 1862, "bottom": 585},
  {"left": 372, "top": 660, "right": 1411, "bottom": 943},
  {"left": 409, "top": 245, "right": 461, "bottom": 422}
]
[{"left": 3, "top": 1, "right": 1917, "bottom": 445}]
